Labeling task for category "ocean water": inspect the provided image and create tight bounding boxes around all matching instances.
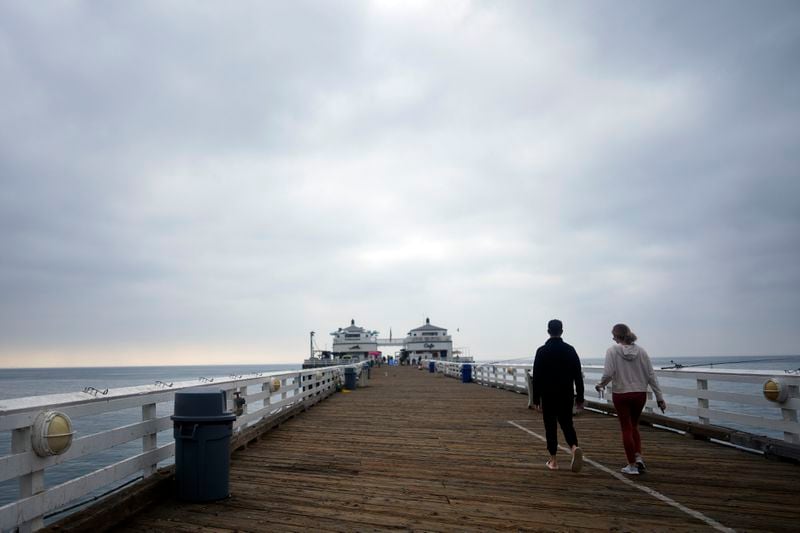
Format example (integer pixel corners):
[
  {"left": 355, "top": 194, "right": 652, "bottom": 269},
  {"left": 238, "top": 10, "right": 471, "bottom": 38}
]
[
  {"left": 1, "top": 357, "right": 799, "bottom": 517},
  {"left": 0, "top": 364, "right": 301, "bottom": 401},
  {"left": 0, "top": 364, "right": 300, "bottom": 514}
]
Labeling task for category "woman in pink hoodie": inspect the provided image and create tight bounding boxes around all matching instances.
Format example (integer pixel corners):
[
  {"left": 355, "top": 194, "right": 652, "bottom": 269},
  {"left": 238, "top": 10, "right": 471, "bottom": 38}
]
[{"left": 596, "top": 323, "right": 666, "bottom": 475}]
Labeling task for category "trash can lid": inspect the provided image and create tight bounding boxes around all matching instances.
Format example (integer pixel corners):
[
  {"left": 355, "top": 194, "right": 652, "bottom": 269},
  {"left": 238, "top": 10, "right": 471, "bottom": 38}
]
[{"left": 171, "top": 389, "right": 236, "bottom": 422}]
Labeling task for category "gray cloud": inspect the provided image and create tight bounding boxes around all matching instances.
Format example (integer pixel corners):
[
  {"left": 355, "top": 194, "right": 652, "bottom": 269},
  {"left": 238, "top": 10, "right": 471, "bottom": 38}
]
[{"left": 1, "top": 1, "right": 799, "bottom": 366}]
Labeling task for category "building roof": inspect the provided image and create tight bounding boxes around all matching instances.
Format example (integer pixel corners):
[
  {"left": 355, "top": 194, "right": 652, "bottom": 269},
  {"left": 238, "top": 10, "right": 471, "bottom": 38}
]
[
  {"left": 332, "top": 319, "right": 368, "bottom": 335},
  {"left": 408, "top": 317, "right": 447, "bottom": 333}
]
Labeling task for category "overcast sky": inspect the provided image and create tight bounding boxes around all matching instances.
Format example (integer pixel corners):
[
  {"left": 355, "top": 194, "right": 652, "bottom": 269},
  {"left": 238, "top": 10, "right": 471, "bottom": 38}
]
[{"left": 1, "top": 1, "right": 798, "bottom": 368}]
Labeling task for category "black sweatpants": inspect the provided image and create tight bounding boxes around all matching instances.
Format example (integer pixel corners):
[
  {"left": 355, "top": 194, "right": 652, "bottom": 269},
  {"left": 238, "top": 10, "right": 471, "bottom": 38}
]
[{"left": 542, "top": 394, "right": 578, "bottom": 456}]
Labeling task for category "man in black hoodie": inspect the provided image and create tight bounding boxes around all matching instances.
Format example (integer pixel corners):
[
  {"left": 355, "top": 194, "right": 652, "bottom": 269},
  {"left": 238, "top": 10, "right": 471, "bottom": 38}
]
[{"left": 532, "top": 319, "right": 584, "bottom": 472}]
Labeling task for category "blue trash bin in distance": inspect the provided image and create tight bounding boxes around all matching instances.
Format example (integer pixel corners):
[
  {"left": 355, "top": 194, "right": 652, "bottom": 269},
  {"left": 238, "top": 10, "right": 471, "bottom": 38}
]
[
  {"left": 172, "top": 389, "right": 236, "bottom": 502},
  {"left": 461, "top": 363, "right": 473, "bottom": 383},
  {"left": 344, "top": 367, "right": 358, "bottom": 389},
  {"left": 428, "top": 361, "right": 435, "bottom": 373}
]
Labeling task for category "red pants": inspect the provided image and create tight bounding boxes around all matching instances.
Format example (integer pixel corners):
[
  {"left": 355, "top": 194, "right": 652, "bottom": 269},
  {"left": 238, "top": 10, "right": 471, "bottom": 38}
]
[{"left": 612, "top": 392, "right": 647, "bottom": 463}]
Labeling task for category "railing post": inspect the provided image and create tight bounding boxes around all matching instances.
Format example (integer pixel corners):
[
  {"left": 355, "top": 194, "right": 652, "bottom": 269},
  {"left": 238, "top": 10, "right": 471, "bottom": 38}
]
[
  {"left": 13, "top": 426, "right": 44, "bottom": 532},
  {"left": 262, "top": 379, "right": 271, "bottom": 414},
  {"left": 296, "top": 372, "right": 303, "bottom": 402},
  {"left": 142, "top": 403, "right": 157, "bottom": 477},
  {"left": 526, "top": 370, "right": 534, "bottom": 408},
  {"left": 223, "top": 386, "right": 237, "bottom": 426},
  {"left": 238, "top": 384, "right": 250, "bottom": 419},
  {"left": 312, "top": 372, "right": 320, "bottom": 398},
  {"left": 322, "top": 369, "right": 331, "bottom": 395},
  {"left": 697, "top": 378, "right": 710, "bottom": 424},
  {"left": 782, "top": 384, "right": 799, "bottom": 443}
]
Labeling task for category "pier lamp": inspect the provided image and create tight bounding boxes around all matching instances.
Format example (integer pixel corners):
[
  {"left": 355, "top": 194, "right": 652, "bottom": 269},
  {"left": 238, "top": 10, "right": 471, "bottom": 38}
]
[
  {"left": 31, "top": 411, "right": 74, "bottom": 457},
  {"left": 763, "top": 378, "right": 789, "bottom": 403},
  {"left": 270, "top": 378, "right": 281, "bottom": 393}
]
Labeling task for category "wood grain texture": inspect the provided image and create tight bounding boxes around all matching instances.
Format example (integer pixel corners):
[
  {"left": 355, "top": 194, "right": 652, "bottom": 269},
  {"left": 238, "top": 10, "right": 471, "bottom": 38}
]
[{"left": 117, "top": 366, "right": 800, "bottom": 532}]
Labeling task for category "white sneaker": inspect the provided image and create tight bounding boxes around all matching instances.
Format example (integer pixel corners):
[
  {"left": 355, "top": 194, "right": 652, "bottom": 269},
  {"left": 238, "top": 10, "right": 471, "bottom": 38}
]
[
  {"left": 635, "top": 457, "right": 647, "bottom": 473},
  {"left": 621, "top": 464, "right": 640, "bottom": 475},
  {"left": 570, "top": 447, "right": 583, "bottom": 473}
]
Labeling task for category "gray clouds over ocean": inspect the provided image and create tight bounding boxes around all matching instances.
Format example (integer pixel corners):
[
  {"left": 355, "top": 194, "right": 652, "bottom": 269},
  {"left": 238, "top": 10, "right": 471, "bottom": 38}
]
[{"left": 1, "top": 1, "right": 798, "bottom": 366}]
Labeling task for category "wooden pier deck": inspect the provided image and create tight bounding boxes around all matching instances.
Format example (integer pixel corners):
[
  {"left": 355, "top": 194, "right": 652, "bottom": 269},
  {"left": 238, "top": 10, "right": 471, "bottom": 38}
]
[{"left": 113, "top": 366, "right": 799, "bottom": 532}]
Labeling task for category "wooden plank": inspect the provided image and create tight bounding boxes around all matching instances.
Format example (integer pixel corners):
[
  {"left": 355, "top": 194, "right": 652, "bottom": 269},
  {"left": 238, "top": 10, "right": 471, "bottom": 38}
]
[
  {"left": 44, "top": 401, "right": 312, "bottom": 533},
  {"left": 88, "top": 367, "right": 800, "bottom": 531}
]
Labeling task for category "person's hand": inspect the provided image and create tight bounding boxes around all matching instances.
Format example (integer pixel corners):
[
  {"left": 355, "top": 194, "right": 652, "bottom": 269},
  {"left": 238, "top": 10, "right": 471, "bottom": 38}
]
[
  {"left": 533, "top": 403, "right": 541, "bottom": 412},
  {"left": 595, "top": 384, "right": 604, "bottom": 392},
  {"left": 657, "top": 400, "right": 666, "bottom": 413},
  {"left": 575, "top": 401, "right": 585, "bottom": 412}
]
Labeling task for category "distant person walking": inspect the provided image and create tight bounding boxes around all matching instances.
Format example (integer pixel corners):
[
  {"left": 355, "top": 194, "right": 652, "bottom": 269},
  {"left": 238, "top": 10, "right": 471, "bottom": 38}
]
[
  {"left": 532, "top": 319, "right": 584, "bottom": 472},
  {"left": 596, "top": 323, "right": 666, "bottom": 475}
]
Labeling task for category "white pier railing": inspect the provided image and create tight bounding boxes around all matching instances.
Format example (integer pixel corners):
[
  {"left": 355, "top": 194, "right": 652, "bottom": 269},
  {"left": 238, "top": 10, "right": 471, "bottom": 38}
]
[
  {"left": 431, "top": 361, "right": 800, "bottom": 445},
  {"left": 0, "top": 364, "right": 366, "bottom": 532}
]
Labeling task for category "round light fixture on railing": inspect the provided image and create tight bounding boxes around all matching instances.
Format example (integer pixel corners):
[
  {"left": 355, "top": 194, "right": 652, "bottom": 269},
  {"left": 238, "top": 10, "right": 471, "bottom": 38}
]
[
  {"left": 270, "top": 378, "right": 281, "bottom": 393},
  {"left": 31, "top": 411, "right": 74, "bottom": 457},
  {"left": 763, "top": 378, "right": 789, "bottom": 403}
]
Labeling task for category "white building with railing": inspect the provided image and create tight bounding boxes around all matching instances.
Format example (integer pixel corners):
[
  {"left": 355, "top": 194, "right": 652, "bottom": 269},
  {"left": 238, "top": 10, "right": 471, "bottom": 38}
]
[
  {"left": 330, "top": 319, "right": 379, "bottom": 362},
  {"left": 403, "top": 318, "right": 454, "bottom": 360}
]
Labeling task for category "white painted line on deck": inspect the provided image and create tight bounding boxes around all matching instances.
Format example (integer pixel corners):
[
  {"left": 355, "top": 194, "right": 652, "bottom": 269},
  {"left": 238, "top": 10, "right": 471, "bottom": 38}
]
[{"left": 508, "top": 420, "right": 735, "bottom": 533}]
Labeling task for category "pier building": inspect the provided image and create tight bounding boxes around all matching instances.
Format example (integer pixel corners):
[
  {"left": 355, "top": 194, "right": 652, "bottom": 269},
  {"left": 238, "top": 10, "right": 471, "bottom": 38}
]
[
  {"left": 305, "top": 317, "right": 463, "bottom": 367},
  {"left": 330, "top": 319, "right": 378, "bottom": 362},
  {"left": 402, "top": 317, "right": 453, "bottom": 361}
]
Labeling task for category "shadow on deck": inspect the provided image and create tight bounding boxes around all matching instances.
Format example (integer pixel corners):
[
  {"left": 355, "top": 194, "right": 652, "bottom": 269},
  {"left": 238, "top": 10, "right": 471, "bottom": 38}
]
[{"left": 63, "top": 366, "right": 800, "bottom": 531}]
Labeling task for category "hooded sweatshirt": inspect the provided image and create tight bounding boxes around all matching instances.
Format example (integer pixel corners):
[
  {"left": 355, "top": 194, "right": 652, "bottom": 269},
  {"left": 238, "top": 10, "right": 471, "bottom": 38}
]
[{"left": 598, "top": 344, "right": 663, "bottom": 401}]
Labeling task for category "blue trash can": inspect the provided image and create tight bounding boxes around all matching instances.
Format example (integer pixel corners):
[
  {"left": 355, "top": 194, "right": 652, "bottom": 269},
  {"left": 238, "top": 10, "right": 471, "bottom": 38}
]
[
  {"left": 461, "top": 364, "right": 472, "bottom": 383},
  {"left": 344, "top": 367, "right": 358, "bottom": 389},
  {"left": 428, "top": 361, "right": 435, "bottom": 373},
  {"left": 172, "top": 389, "right": 236, "bottom": 502}
]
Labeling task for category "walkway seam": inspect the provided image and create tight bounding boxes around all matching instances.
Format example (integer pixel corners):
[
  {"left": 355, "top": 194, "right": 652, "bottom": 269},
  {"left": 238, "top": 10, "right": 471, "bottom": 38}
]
[{"left": 508, "top": 420, "right": 736, "bottom": 533}]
